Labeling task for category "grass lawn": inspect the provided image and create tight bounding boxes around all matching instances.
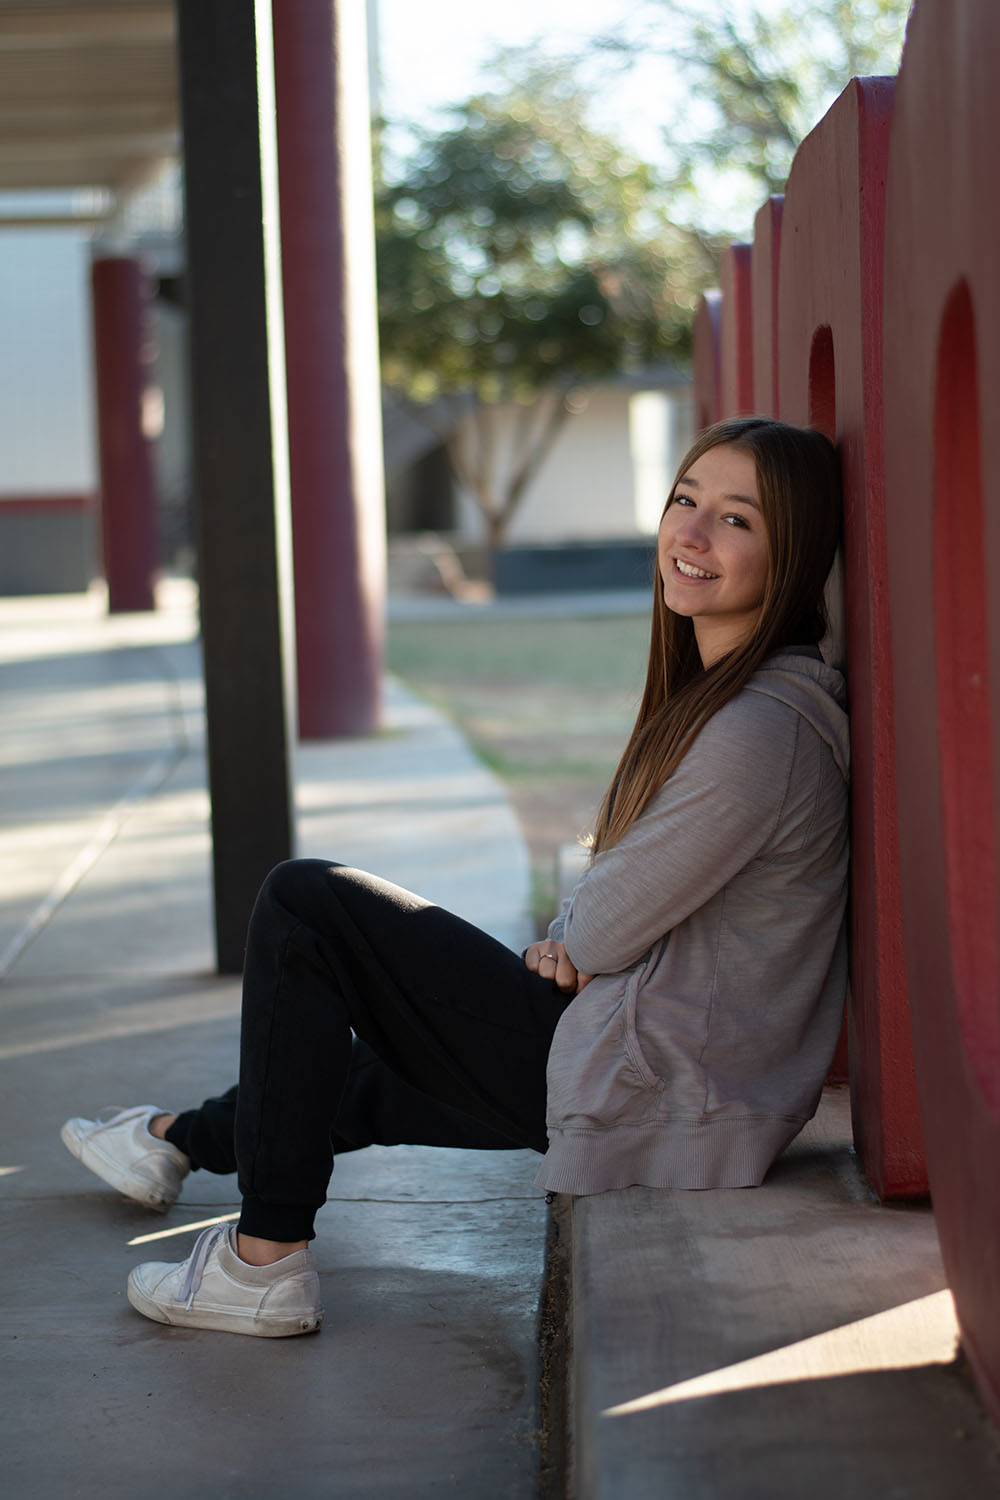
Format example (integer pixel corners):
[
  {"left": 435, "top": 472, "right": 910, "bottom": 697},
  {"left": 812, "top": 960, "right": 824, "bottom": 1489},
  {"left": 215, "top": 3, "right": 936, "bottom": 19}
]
[{"left": 386, "top": 609, "right": 651, "bottom": 930}]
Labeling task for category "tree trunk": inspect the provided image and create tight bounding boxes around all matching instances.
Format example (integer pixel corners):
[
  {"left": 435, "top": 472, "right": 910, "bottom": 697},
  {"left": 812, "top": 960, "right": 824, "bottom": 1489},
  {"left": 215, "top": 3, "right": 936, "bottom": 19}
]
[{"left": 444, "top": 385, "right": 576, "bottom": 568}]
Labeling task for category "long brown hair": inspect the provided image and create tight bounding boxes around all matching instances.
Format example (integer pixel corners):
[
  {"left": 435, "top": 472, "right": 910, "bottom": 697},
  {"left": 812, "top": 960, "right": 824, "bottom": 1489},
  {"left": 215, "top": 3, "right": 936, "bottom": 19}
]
[{"left": 590, "top": 417, "right": 842, "bottom": 854}]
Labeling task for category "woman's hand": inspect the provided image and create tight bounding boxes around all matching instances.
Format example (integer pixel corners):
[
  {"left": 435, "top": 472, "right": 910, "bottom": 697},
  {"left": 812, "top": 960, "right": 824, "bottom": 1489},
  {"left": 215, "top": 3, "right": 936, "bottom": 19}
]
[{"left": 524, "top": 940, "right": 594, "bottom": 995}]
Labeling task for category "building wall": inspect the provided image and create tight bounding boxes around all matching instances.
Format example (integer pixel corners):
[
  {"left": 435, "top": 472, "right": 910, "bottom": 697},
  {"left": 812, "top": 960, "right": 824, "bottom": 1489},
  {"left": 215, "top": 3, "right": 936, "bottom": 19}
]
[
  {"left": 0, "top": 229, "right": 96, "bottom": 495},
  {"left": 453, "top": 386, "right": 691, "bottom": 544},
  {"left": 0, "top": 228, "right": 99, "bottom": 592}
]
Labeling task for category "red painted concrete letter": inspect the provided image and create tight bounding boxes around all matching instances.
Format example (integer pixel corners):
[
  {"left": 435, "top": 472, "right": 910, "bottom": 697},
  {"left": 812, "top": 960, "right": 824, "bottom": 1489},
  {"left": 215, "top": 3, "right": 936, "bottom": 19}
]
[
  {"left": 692, "top": 291, "right": 722, "bottom": 434},
  {"left": 883, "top": 0, "right": 1000, "bottom": 1425},
  {"left": 751, "top": 196, "right": 783, "bottom": 416},
  {"left": 719, "top": 244, "right": 754, "bottom": 418},
  {"left": 777, "top": 77, "right": 926, "bottom": 1197}
]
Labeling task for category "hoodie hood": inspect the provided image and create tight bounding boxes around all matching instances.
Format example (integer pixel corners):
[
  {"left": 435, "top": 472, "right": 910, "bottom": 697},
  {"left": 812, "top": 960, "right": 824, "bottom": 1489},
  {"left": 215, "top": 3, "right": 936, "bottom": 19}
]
[{"left": 746, "top": 650, "right": 850, "bottom": 781}]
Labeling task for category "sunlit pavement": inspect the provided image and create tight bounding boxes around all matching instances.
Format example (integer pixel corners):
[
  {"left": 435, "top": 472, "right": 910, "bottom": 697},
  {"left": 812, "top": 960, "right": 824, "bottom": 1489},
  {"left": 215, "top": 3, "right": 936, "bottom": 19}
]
[{"left": 0, "top": 583, "right": 544, "bottom": 1500}]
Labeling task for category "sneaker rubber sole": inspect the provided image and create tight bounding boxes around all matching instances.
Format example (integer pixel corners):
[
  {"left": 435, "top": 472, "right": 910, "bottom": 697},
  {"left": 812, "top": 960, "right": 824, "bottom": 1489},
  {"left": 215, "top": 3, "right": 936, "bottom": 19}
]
[
  {"left": 60, "top": 1116, "right": 178, "bottom": 1211},
  {"left": 126, "top": 1268, "right": 323, "bottom": 1337}
]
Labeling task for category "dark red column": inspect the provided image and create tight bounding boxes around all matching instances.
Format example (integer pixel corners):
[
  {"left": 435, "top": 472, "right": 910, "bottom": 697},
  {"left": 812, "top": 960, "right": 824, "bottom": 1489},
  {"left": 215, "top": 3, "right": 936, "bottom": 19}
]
[
  {"left": 692, "top": 291, "right": 722, "bottom": 434},
  {"left": 271, "top": 0, "right": 385, "bottom": 739},
  {"left": 91, "top": 257, "right": 158, "bottom": 612},
  {"left": 719, "top": 244, "right": 754, "bottom": 417}
]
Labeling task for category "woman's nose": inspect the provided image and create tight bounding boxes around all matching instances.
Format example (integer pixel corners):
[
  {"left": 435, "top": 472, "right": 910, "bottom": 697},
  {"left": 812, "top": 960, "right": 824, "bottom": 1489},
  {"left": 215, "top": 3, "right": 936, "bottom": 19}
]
[{"left": 675, "top": 512, "right": 709, "bottom": 547}]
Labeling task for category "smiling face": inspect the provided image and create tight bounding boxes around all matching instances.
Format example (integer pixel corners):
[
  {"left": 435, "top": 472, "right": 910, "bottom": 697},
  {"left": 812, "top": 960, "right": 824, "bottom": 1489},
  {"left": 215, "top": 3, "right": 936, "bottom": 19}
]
[{"left": 657, "top": 443, "right": 770, "bottom": 666}]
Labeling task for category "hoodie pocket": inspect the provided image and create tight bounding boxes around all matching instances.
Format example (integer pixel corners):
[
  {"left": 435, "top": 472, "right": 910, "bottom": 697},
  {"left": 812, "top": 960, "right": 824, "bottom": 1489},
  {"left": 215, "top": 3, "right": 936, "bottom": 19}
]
[
  {"left": 545, "top": 961, "right": 663, "bottom": 1128},
  {"left": 621, "top": 964, "right": 662, "bottom": 1089}
]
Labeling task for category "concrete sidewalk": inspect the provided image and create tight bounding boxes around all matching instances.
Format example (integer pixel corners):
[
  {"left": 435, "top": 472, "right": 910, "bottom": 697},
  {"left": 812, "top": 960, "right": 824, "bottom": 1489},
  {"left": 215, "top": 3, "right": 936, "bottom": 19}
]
[
  {"left": 7, "top": 583, "right": 1000, "bottom": 1500},
  {"left": 0, "top": 584, "right": 545, "bottom": 1499}
]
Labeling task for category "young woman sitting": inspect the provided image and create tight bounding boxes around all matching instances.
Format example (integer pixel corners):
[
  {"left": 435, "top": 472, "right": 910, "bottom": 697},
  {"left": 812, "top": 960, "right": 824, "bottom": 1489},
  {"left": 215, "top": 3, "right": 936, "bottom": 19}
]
[{"left": 61, "top": 416, "right": 849, "bottom": 1337}]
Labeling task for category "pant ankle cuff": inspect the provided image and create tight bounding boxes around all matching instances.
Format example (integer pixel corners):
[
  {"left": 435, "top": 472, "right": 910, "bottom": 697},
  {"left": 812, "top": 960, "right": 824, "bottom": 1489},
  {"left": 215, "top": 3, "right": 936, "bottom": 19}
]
[
  {"left": 237, "top": 1197, "right": 318, "bottom": 1243},
  {"left": 163, "top": 1111, "right": 199, "bottom": 1168}
]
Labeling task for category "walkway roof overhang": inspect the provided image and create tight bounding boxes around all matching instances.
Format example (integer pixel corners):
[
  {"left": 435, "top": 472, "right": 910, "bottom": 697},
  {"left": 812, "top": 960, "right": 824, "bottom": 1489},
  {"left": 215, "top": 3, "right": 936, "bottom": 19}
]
[{"left": 0, "top": 0, "right": 178, "bottom": 220}]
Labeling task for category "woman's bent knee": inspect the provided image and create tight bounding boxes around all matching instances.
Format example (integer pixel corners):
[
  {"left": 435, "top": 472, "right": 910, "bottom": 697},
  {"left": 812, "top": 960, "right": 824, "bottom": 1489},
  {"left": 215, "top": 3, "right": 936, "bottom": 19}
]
[{"left": 259, "top": 858, "right": 343, "bottom": 905}]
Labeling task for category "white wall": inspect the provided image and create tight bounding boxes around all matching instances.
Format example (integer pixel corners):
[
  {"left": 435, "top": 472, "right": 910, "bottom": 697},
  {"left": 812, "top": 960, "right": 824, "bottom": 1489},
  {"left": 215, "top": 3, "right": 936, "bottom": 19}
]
[
  {"left": 453, "top": 384, "right": 692, "bottom": 543},
  {"left": 511, "top": 388, "right": 635, "bottom": 542},
  {"left": 631, "top": 388, "right": 695, "bottom": 532},
  {"left": 151, "top": 304, "right": 190, "bottom": 502},
  {"left": 0, "top": 229, "right": 96, "bottom": 494}
]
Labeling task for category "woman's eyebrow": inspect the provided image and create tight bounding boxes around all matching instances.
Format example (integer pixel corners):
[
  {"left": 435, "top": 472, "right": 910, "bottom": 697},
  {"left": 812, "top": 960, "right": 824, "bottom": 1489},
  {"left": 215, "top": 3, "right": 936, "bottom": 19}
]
[{"left": 676, "top": 475, "right": 760, "bottom": 510}]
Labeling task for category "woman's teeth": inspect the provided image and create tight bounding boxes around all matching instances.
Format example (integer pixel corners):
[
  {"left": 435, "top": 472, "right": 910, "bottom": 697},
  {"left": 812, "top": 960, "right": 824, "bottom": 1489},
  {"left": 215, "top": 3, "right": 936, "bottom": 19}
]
[{"left": 675, "top": 558, "right": 718, "bottom": 580}]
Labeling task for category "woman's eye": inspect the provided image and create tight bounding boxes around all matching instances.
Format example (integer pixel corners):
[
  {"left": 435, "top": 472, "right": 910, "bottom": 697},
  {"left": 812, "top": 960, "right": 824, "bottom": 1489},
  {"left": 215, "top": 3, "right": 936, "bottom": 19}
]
[
  {"left": 724, "top": 514, "right": 749, "bottom": 529},
  {"left": 670, "top": 493, "right": 695, "bottom": 508}
]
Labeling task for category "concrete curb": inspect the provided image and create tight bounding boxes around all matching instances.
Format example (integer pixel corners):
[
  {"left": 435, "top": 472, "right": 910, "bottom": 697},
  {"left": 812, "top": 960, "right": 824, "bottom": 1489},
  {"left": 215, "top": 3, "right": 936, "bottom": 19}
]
[{"left": 561, "top": 1089, "right": 1000, "bottom": 1498}]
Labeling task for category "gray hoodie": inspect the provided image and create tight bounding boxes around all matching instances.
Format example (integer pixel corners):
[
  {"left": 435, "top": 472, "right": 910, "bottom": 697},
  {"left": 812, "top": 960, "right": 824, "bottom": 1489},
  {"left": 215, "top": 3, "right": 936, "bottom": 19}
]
[{"left": 537, "top": 650, "right": 850, "bottom": 1195}]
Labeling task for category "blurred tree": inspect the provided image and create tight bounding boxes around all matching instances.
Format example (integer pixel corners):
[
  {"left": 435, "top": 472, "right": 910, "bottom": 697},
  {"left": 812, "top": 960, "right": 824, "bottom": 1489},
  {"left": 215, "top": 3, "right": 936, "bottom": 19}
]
[
  {"left": 376, "top": 61, "right": 714, "bottom": 552},
  {"left": 594, "top": 0, "right": 911, "bottom": 232}
]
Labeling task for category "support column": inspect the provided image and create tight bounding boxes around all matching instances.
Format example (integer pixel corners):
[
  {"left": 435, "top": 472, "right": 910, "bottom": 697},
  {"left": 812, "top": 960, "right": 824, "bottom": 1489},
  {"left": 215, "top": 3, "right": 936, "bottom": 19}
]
[
  {"left": 272, "top": 0, "right": 386, "bottom": 739},
  {"left": 719, "top": 244, "right": 754, "bottom": 418},
  {"left": 91, "top": 257, "right": 158, "bottom": 613},
  {"left": 692, "top": 291, "right": 722, "bottom": 434},
  {"left": 176, "top": 0, "right": 296, "bottom": 972}
]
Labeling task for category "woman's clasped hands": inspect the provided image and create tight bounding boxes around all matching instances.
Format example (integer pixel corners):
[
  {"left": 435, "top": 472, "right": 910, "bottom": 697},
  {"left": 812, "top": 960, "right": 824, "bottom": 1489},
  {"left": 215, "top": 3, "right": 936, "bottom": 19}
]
[{"left": 523, "top": 940, "right": 593, "bottom": 995}]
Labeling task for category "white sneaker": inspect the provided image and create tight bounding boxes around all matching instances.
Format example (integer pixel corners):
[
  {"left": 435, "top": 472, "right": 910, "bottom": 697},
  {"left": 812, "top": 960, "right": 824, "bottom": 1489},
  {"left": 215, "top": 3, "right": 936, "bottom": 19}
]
[
  {"left": 127, "top": 1224, "right": 323, "bottom": 1337},
  {"left": 60, "top": 1105, "right": 190, "bottom": 1211}
]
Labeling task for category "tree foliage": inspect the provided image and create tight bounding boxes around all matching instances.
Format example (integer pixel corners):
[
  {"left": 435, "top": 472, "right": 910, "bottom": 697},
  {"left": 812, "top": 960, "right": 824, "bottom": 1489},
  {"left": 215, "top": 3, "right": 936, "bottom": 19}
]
[
  {"left": 376, "top": 61, "right": 709, "bottom": 403},
  {"left": 374, "top": 6, "right": 913, "bottom": 546},
  {"left": 595, "top": 0, "right": 912, "bottom": 227},
  {"left": 375, "top": 61, "right": 714, "bottom": 545}
]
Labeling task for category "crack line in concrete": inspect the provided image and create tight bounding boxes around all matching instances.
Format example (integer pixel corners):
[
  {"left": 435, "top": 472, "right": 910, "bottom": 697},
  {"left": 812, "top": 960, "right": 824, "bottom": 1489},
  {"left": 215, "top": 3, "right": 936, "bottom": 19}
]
[{"left": 0, "top": 646, "right": 190, "bottom": 983}]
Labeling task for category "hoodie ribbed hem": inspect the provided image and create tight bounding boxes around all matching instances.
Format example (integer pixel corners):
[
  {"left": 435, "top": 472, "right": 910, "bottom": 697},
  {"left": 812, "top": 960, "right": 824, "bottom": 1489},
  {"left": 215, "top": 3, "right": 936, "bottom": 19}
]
[{"left": 534, "top": 1114, "right": 805, "bottom": 1195}]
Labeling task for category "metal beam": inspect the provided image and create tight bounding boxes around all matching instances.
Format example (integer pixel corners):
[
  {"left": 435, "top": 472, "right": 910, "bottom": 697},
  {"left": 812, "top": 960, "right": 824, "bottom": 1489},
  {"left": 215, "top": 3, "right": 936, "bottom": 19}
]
[
  {"left": 0, "top": 4, "right": 178, "bottom": 194},
  {"left": 0, "top": 6, "right": 175, "bottom": 49},
  {"left": 0, "top": 104, "right": 177, "bottom": 130},
  {"left": 0, "top": 132, "right": 178, "bottom": 164},
  {"left": 176, "top": 0, "right": 297, "bottom": 973},
  {"left": 0, "top": 214, "right": 109, "bottom": 227}
]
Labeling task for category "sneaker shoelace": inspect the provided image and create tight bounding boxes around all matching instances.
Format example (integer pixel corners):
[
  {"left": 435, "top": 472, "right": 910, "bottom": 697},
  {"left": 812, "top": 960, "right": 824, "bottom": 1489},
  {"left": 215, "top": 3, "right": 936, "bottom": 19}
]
[{"left": 176, "top": 1224, "right": 228, "bottom": 1309}]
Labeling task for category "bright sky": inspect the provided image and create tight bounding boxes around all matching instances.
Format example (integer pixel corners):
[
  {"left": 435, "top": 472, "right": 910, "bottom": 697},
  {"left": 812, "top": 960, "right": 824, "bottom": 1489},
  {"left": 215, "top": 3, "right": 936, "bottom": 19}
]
[
  {"left": 375, "top": 0, "right": 671, "bottom": 161},
  {"left": 376, "top": 0, "right": 642, "bottom": 111},
  {"left": 375, "top": 0, "right": 909, "bottom": 237},
  {"left": 373, "top": 0, "right": 823, "bottom": 235}
]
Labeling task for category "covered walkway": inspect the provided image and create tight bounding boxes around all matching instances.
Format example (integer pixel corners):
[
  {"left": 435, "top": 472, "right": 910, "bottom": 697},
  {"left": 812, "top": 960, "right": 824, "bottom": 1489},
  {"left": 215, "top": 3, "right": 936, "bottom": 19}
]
[{"left": 0, "top": 586, "right": 542, "bottom": 1498}]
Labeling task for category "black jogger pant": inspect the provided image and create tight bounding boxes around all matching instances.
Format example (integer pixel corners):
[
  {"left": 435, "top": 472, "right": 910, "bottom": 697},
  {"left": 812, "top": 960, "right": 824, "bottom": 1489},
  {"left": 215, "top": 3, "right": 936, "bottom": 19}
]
[{"left": 166, "top": 860, "right": 572, "bottom": 1242}]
